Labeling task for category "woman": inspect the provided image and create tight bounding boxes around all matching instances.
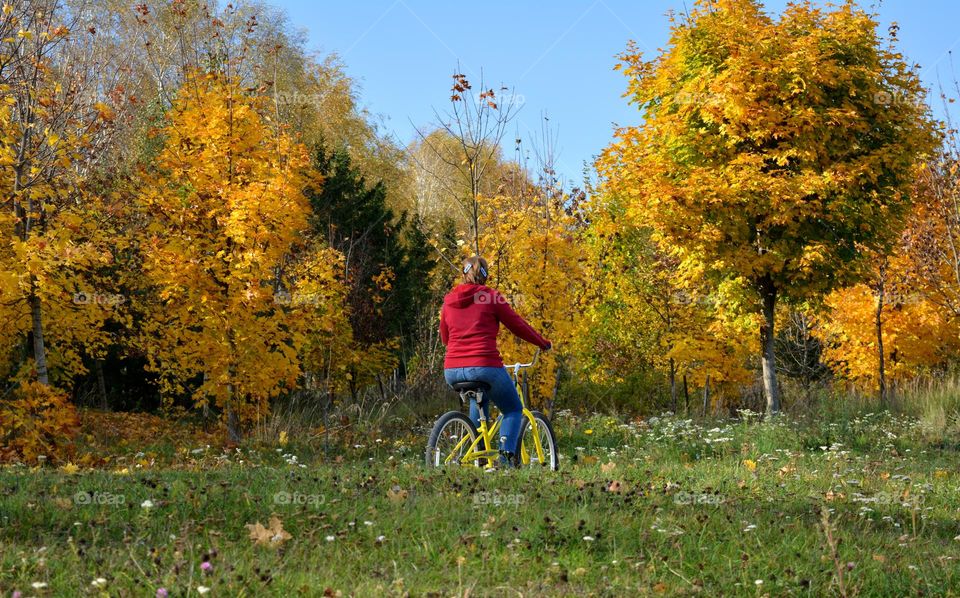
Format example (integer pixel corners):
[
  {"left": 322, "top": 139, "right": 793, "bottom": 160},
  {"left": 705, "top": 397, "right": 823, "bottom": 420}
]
[{"left": 439, "top": 256, "right": 552, "bottom": 467}]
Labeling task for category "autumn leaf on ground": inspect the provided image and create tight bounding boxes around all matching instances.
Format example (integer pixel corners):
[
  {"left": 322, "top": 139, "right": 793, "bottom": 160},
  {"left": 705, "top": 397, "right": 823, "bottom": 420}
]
[
  {"left": 607, "top": 480, "right": 625, "bottom": 494},
  {"left": 387, "top": 485, "right": 408, "bottom": 503},
  {"left": 743, "top": 459, "right": 757, "bottom": 472},
  {"left": 580, "top": 455, "right": 598, "bottom": 466},
  {"left": 601, "top": 461, "right": 616, "bottom": 473},
  {"left": 246, "top": 516, "right": 292, "bottom": 547}
]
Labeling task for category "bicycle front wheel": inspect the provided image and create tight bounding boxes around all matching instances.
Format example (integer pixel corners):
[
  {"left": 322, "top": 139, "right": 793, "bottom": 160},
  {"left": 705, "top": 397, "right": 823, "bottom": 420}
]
[
  {"left": 425, "top": 411, "right": 480, "bottom": 467},
  {"left": 518, "top": 410, "right": 559, "bottom": 470}
]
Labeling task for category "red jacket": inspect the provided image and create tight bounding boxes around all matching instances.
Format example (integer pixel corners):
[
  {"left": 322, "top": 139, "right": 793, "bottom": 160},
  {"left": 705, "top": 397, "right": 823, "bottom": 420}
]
[{"left": 440, "top": 283, "right": 551, "bottom": 368}]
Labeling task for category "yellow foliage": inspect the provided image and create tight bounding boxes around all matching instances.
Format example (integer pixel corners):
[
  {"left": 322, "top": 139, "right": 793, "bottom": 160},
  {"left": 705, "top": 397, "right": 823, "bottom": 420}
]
[
  {"left": 818, "top": 256, "right": 960, "bottom": 390},
  {"left": 0, "top": 381, "right": 79, "bottom": 464},
  {"left": 137, "top": 71, "right": 344, "bottom": 431},
  {"left": 474, "top": 193, "right": 585, "bottom": 404}
]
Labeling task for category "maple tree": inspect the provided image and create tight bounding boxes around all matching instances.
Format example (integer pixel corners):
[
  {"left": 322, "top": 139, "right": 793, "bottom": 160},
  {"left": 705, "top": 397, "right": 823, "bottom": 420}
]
[
  {"left": 818, "top": 254, "right": 960, "bottom": 395},
  {"left": 136, "top": 71, "right": 343, "bottom": 440},
  {"left": 0, "top": 0, "right": 132, "bottom": 386},
  {"left": 599, "top": 0, "right": 935, "bottom": 413},
  {"left": 578, "top": 191, "right": 753, "bottom": 412},
  {"left": 472, "top": 190, "right": 586, "bottom": 408}
]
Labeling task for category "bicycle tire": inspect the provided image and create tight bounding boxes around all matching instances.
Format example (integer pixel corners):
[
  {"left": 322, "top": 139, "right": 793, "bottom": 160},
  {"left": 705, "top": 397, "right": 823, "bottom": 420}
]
[
  {"left": 517, "top": 410, "right": 559, "bottom": 471},
  {"left": 425, "top": 411, "right": 481, "bottom": 468}
]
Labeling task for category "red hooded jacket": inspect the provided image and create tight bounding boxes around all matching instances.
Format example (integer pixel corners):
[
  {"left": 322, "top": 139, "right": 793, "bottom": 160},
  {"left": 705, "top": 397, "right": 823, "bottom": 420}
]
[{"left": 440, "top": 283, "right": 551, "bottom": 368}]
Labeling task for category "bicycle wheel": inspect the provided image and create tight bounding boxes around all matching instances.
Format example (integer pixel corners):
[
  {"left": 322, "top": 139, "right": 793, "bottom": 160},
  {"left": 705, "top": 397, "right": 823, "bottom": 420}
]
[
  {"left": 517, "top": 410, "right": 559, "bottom": 470},
  {"left": 425, "top": 411, "right": 480, "bottom": 467}
]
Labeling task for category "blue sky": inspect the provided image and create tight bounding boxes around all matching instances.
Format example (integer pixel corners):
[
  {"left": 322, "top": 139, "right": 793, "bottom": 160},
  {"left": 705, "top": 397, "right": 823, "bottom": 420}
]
[{"left": 273, "top": 0, "right": 960, "bottom": 187}]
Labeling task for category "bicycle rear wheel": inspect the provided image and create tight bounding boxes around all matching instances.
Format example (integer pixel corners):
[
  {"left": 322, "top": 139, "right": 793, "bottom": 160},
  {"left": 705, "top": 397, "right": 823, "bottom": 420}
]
[
  {"left": 425, "top": 411, "right": 480, "bottom": 467},
  {"left": 518, "top": 410, "right": 559, "bottom": 470}
]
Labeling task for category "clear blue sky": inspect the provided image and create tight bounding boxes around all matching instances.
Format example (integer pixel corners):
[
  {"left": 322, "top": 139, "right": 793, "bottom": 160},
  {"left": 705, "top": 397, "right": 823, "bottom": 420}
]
[{"left": 272, "top": 0, "right": 960, "bottom": 187}]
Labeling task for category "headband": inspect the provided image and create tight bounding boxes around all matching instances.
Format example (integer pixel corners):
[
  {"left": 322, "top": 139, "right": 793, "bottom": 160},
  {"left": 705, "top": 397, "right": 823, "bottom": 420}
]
[{"left": 463, "top": 262, "right": 488, "bottom": 279}]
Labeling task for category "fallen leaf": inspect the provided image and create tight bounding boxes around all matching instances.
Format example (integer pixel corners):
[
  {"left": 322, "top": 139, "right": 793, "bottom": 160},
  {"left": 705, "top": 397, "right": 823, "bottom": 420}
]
[
  {"left": 607, "top": 480, "right": 625, "bottom": 494},
  {"left": 387, "top": 485, "right": 408, "bottom": 503},
  {"left": 601, "top": 461, "right": 616, "bottom": 473},
  {"left": 246, "top": 516, "right": 292, "bottom": 547}
]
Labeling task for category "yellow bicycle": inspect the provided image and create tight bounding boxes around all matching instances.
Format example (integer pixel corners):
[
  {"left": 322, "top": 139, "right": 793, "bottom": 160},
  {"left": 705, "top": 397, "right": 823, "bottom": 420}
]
[{"left": 425, "top": 350, "right": 559, "bottom": 470}]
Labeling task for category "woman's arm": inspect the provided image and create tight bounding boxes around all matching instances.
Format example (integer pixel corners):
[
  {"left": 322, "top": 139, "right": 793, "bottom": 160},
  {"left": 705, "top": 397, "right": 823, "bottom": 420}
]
[
  {"left": 439, "top": 305, "right": 449, "bottom": 345},
  {"left": 493, "top": 292, "right": 551, "bottom": 349}
]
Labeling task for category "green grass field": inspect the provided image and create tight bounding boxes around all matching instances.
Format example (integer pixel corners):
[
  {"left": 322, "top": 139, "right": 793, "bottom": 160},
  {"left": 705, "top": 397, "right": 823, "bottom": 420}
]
[{"left": 2, "top": 410, "right": 958, "bottom": 596}]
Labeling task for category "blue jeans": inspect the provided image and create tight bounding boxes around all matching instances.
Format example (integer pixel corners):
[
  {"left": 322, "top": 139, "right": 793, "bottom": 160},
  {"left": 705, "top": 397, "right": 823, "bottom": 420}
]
[{"left": 444, "top": 366, "right": 523, "bottom": 454}]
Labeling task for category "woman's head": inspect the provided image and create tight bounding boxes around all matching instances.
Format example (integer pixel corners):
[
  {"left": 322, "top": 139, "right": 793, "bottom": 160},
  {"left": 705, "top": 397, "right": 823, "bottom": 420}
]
[{"left": 462, "top": 256, "right": 489, "bottom": 285}]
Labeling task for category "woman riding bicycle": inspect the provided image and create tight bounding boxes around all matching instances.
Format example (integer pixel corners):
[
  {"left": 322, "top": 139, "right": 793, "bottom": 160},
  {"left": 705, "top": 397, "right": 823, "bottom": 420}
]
[{"left": 439, "top": 256, "right": 552, "bottom": 468}]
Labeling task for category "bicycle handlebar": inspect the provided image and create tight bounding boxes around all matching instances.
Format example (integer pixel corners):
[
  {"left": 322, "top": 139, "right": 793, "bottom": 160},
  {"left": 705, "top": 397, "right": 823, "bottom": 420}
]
[{"left": 504, "top": 347, "right": 541, "bottom": 374}]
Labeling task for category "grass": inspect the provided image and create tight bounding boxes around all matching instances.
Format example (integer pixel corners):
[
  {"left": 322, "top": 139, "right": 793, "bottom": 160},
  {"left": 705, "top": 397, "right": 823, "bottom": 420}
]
[{"left": 1, "top": 409, "right": 959, "bottom": 596}]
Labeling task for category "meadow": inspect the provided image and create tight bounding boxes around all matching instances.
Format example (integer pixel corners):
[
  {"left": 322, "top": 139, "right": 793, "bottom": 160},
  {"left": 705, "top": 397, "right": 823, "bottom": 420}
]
[{"left": 2, "top": 406, "right": 958, "bottom": 597}]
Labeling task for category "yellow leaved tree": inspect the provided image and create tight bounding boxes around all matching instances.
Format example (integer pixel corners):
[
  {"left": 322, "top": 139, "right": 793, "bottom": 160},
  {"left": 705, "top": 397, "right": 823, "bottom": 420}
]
[
  {"left": 475, "top": 192, "right": 586, "bottom": 409},
  {"left": 599, "top": 0, "right": 935, "bottom": 413},
  {"left": 137, "top": 72, "right": 343, "bottom": 441},
  {"left": 578, "top": 191, "right": 752, "bottom": 412}
]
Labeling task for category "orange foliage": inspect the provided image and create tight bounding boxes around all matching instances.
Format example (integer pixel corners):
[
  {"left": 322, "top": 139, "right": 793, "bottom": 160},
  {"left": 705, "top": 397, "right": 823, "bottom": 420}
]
[{"left": 0, "top": 381, "right": 79, "bottom": 464}]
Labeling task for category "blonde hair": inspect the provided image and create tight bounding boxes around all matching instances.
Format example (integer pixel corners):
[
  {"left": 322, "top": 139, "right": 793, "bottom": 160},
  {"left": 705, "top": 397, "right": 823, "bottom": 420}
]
[{"left": 462, "top": 256, "right": 489, "bottom": 285}]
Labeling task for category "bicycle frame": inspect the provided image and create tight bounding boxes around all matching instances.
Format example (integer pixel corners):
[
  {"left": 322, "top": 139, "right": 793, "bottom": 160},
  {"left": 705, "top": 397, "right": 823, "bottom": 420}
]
[{"left": 442, "top": 351, "right": 547, "bottom": 467}]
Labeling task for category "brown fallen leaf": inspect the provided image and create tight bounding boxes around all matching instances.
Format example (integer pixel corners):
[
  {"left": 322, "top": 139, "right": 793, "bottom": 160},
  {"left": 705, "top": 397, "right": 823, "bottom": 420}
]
[
  {"left": 580, "top": 455, "right": 598, "bottom": 466},
  {"left": 607, "top": 480, "right": 625, "bottom": 494},
  {"left": 387, "top": 485, "right": 408, "bottom": 503},
  {"left": 601, "top": 461, "right": 616, "bottom": 473},
  {"left": 246, "top": 516, "right": 292, "bottom": 547}
]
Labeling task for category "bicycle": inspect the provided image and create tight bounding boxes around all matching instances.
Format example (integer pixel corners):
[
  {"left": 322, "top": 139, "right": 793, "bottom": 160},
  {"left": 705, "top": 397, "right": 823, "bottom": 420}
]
[{"left": 425, "top": 350, "right": 559, "bottom": 470}]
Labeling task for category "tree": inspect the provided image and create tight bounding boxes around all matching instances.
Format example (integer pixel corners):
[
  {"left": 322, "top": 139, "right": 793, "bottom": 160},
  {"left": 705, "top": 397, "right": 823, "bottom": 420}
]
[
  {"left": 0, "top": 0, "right": 134, "bottom": 386},
  {"left": 137, "top": 72, "right": 342, "bottom": 441},
  {"left": 305, "top": 144, "right": 436, "bottom": 400},
  {"left": 474, "top": 195, "right": 579, "bottom": 408},
  {"left": 414, "top": 72, "right": 521, "bottom": 256},
  {"left": 818, "top": 254, "right": 960, "bottom": 394},
  {"left": 578, "top": 190, "right": 753, "bottom": 413},
  {"left": 599, "top": 0, "right": 935, "bottom": 413}
]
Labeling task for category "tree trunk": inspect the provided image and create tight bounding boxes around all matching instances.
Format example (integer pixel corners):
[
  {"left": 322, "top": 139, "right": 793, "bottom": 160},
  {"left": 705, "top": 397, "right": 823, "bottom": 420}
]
[
  {"left": 226, "top": 384, "right": 241, "bottom": 444},
  {"left": 668, "top": 357, "right": 677, "bottom": 413},
  {"left": 683, "top": 374, "right": 690, "bottom": 413},
  {"left": 759, "top": 278, "right": 781, "bottom": 415},
  {"left": 95, "top": 358, "right": 108, "bottom": 410},
  {"left": 875, "top": 278, "right": 886, "bottom": 405},
  {"left": 29, "top": 282, "right": 50, "bottom": 385},
  {"left": 702, "top": 375, "right": 711, "bottom": 417}
]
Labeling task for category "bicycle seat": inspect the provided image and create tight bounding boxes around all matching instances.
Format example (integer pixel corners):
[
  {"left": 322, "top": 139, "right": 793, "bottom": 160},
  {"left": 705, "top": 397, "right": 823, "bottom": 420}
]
[{"left": 451, "top": 381, "right": 491, "bottom": 393}]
